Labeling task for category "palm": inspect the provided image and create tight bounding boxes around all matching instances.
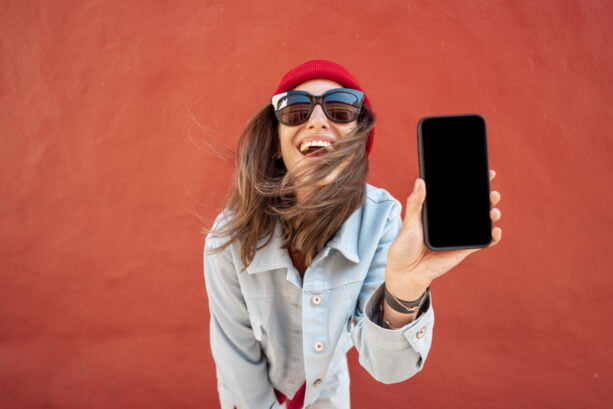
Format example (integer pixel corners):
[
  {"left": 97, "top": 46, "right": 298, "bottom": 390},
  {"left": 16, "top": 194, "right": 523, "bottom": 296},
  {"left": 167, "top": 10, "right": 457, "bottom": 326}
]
[{"left": 385, "top": 173, "right": 502, "bottom": 296}]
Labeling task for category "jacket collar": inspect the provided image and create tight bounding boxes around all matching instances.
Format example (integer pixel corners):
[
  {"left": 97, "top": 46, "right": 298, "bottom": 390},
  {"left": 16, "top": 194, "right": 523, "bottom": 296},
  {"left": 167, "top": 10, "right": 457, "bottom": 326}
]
[
  {"left": 246, "top": 207, "right": 362, "bottom": 274},
  {"left": 246, "top": 222, "right": 293, "bottom": 274},
  {"left": 322, "top": 206, "right": 361, "bottom": 264}
]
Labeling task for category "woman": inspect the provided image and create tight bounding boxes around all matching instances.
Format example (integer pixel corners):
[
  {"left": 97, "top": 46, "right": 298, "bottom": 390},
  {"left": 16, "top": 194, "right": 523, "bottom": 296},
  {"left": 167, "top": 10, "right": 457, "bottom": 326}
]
[{"left": 204, "top": 60, "right": 502, "bottom": 409}]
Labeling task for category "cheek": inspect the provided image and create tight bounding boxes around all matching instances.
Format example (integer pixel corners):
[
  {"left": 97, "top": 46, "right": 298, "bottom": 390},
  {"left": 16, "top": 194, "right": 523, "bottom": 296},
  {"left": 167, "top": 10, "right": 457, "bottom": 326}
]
[
  {"left": 336, "top": 122, "right": 358, "bottom": 138},
  {"left": 277, "top": 124, "right": 292, "bottom": 145},
  {"left": 276, "top": 126, "right": 295, "bottom": 160}
]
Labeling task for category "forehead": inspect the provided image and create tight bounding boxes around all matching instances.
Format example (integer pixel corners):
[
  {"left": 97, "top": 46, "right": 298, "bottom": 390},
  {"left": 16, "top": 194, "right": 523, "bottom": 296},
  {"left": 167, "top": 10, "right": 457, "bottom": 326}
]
[{"left": 293, "top": 79, "right": 343, "bottom": 95}]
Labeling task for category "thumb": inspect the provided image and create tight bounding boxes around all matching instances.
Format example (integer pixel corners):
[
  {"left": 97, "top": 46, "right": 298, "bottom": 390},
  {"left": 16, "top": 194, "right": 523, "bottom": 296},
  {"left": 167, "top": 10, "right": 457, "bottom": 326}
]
[{"left": 403, "top": 178, "right": 426, "bottom": 231}]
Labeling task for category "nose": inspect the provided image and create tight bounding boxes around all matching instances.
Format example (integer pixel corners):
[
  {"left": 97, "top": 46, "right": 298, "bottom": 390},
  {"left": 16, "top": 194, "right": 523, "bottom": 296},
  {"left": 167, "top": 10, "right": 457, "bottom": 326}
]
[{"left": 306, "top": 104, "right": 329, "bottom": 129}]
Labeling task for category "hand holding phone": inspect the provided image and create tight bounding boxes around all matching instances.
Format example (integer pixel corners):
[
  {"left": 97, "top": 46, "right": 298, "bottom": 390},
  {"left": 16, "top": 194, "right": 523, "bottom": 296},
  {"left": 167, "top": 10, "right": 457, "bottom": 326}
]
[
  {"left": 383, "top": 115, "right": 502, "bottom": 306},
  {"left": 385, "top": 170, "right": 502, "bottom": 300}
]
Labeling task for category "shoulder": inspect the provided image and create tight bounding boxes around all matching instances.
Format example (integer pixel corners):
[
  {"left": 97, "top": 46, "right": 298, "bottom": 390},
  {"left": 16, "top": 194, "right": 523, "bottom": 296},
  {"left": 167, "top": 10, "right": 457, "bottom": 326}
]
[
  {"left": 365, "top": 184, "right": 400, "bottom": 204},
  {"left": 204, "top": 210, "right": 235, "bottom": 251},
  {"left": 364, "top": 184, "right": 402, "bottom": 219},
  {"left": 203, "top": 210, "right": 241, "bottom": 277}
]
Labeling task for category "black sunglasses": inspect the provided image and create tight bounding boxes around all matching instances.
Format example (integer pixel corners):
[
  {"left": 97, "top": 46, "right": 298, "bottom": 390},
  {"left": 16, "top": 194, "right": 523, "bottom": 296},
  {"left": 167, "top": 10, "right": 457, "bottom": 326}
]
[{"left": 271, "top": 88, "right": 364, "bottom": 126}]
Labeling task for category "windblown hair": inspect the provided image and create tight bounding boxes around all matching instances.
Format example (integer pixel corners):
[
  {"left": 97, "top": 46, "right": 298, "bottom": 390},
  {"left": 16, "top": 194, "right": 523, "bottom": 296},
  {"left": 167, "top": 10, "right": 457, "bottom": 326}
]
[{"left": 210, "top": 103, "right": 375, "bottom": 268}]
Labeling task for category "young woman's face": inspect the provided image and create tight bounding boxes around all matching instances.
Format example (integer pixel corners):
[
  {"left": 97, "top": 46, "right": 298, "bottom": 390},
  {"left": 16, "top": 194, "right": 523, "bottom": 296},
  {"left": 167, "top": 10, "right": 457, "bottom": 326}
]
[{"left": 277, "top": 79, "right": 358, "bottom": 173}]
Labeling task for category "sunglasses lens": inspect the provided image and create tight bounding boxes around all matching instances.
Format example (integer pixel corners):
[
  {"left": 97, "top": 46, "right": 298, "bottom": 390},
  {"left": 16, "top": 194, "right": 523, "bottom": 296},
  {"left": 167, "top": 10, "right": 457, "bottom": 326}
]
[
  {"left": 273, "top": 89, "right": 363, "bottom": 125},
  {"left": 276, "top": 94, "right": 312, "bottom": 125},
  {"left": 324, "top": 92, "right": 361, "bottom": 122}
]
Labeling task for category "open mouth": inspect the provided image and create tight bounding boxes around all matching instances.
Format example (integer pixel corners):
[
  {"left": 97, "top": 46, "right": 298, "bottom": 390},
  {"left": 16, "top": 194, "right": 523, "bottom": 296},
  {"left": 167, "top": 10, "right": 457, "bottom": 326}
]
[{"left": 298, "top": 140, "right": 333, "bottom": 157}]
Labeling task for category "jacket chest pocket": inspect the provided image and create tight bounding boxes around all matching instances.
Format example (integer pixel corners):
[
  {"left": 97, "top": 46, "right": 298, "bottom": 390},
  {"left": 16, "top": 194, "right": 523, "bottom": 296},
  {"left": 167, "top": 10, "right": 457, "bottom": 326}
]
[
  {"left": 239, "top": 274, "right": 274, "bottom": 341},
  {"left": 242, "top": 297, "right": 271, "bottom": 341}
]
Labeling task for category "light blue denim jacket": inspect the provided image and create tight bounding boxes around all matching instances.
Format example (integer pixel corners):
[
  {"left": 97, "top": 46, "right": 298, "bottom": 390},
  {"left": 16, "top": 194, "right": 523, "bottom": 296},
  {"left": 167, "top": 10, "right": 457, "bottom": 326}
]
[{"left": 204, "top": 185, "right": 434, "bottom": 409}]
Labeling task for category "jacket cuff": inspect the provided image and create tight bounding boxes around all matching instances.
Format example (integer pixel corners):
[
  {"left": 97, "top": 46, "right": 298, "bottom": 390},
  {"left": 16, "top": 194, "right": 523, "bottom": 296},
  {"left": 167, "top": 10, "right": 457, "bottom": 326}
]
[{"left": 363, "top": 283, "right": 434, "bottom": 358}]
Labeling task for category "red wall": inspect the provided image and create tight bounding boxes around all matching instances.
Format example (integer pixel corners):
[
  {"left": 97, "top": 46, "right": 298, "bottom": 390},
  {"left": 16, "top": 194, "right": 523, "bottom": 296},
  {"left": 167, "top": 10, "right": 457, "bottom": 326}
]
[{"left": 1, "top": 1, "right": 611, "bottom": 408}]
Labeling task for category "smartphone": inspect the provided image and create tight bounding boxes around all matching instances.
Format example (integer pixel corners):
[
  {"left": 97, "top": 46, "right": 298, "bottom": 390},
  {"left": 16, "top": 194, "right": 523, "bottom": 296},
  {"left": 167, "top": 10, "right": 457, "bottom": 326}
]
[{"left": 417, "top": 114, "right": 492, "bottom": 250}]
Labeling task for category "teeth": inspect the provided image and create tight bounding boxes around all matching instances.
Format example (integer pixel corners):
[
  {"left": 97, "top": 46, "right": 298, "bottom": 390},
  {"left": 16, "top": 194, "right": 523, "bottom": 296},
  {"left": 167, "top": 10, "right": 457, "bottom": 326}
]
[{"left": 299, "top": 140, "right": 332, "bottom": 153}]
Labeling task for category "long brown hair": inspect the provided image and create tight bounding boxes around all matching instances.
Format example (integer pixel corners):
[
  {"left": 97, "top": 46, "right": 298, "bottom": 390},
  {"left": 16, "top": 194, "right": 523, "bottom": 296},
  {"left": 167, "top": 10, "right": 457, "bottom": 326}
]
[{"left": 209, "top": 103, "right": 375, "bottom": 268}]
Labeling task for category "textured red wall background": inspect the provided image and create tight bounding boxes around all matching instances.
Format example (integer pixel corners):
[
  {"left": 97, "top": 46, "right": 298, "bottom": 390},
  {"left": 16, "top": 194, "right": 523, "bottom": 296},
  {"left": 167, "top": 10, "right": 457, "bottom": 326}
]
[{"left": 1, "top": 1, "right": 611, "bottom": 408}]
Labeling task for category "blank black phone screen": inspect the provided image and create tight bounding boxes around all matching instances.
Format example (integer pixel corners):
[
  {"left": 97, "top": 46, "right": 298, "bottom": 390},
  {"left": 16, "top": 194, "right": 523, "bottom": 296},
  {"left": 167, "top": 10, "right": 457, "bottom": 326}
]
[{"left": 418, "top": 114, "right": 492, "bottom": 250}]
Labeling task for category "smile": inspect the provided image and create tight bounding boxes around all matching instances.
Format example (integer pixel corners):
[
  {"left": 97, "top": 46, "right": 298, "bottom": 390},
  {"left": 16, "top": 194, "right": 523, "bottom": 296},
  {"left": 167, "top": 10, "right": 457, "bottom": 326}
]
[{"left": 298, "top": 139, "right": 333, "bottom": 156}]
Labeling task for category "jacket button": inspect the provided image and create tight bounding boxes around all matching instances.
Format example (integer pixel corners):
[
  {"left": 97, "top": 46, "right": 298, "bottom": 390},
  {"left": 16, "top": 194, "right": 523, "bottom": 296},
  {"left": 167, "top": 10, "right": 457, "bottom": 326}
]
[
  {"left": 314, "top": 342, "right": 325, "bottom": 352},
  {"left": 312, "top": 294, "right": 322, "bottom": 305},
  {"left": 416, "top": 327, "right": 427, "bottom": 339},
  {"left": 313, "top": 378, "right": 323, "bottom": 387}
]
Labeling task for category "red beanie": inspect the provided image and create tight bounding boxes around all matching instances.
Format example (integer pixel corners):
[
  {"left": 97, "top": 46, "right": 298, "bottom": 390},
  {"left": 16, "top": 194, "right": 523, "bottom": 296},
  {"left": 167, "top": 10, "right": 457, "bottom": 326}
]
[{"left": 273, "top": 60, "right": 375, "bottom": 155}]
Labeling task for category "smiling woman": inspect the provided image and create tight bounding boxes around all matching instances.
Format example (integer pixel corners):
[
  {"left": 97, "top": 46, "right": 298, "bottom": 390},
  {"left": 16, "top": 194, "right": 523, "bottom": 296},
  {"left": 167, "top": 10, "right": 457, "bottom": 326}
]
[
  {"left": 211, "top": 62, "right": 376, "bottom": 270},
  {"left": 203, "top": 60, "right": 502, "bottom": 409}
]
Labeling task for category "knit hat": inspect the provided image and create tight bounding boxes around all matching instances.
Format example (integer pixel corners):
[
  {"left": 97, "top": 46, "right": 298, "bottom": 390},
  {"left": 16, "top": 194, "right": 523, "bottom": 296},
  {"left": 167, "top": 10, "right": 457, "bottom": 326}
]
[{"left": 273, "top": 60, "right": 375, "bottom": 155}]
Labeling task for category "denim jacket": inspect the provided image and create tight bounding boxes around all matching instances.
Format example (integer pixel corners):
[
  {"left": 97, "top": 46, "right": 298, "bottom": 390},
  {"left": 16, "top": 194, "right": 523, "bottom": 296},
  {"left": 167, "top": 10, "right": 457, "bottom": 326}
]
[{"left": 204, "top": 185, "right": 434, "bottom": 409}]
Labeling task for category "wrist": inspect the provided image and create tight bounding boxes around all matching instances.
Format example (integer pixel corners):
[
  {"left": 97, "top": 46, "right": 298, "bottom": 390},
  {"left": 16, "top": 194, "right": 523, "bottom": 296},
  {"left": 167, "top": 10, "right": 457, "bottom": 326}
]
[
  {"left": 384, "top": 273, "right": 429, "bottom": 302},
  {"left": 380, "top": 286, "right": 430, "bottom": 329},
  {"left": 384, "top": 283, "right": 429, "bottom": 314},
  {"left": 381, "top": 301, "right": 417, "bottom": 329}
]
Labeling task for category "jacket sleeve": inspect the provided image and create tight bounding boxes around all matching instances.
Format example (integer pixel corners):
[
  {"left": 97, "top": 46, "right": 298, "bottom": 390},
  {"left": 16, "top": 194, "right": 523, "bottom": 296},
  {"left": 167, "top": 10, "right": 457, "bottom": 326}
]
[
  {"left": 350, "top": 202, "right": 435, "bottom": 384},
  {"left": 204, "top": 237, "right": 284, "bottom": 409}
]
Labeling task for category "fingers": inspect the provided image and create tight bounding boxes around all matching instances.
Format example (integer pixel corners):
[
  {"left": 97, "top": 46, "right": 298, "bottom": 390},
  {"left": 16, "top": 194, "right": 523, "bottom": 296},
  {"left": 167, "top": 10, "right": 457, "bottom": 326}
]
[
  {"left": 489, "top": 170, "right": 502, "bottom": 243},
  {"left": 490, "top": 190, "right": 501, "bottom": 206},
  {"left": 490, "top": 207, "right": 501, "bottom": 222},
  {"left": 490, "top": 227, "right": 502, "bottom": 246},
  {"left": 403, "top": 178, "right": 426, "bottom": 231}
]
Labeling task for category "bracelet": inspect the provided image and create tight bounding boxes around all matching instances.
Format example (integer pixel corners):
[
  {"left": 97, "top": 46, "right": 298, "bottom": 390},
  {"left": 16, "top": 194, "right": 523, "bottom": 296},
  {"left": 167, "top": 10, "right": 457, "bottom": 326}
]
[
  {"left": 382, "top": 318, "right": 400, "bottom": 330},
  {"left": 379, "top": 301, "right": 401, "bottom": 329},
  {"left": 384, "top": 283, "right": 429, "bottom": 315}
]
